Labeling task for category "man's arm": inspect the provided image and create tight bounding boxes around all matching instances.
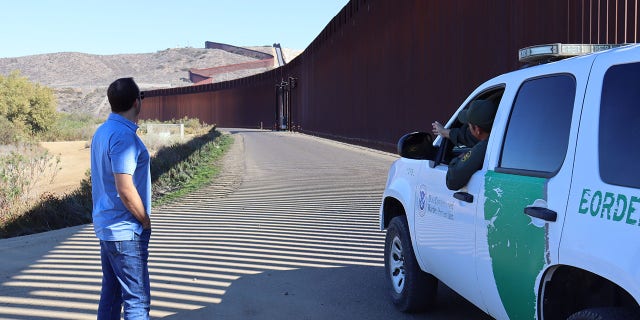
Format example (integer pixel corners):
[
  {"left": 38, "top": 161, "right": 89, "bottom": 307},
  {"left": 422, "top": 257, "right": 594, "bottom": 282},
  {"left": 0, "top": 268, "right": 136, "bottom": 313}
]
[
  {"left": 445, "top": 141, "right": 487, "bottom": 190},
  {"left": 432, "top": 122, "right": 479, "bottom": 147},
  {"left": 114, "top": 173, "right": 151, "bottom": 229},
  {"left": 432, "top": 121, "right": 451, "bottom": 139}
]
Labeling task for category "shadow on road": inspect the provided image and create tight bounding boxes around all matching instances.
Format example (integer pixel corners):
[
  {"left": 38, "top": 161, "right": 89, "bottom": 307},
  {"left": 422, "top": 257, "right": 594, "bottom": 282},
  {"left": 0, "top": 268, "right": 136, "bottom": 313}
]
[{"left": 0, "top": 131, "right": 490, "bottom": 320}]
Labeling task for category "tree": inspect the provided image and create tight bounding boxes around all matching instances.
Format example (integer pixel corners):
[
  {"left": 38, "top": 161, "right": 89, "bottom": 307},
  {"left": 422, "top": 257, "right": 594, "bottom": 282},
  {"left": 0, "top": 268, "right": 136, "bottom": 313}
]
[
  {"left": 28, "top": 85, "right": 58, "bottom": 133},
  {"left": 0, "top": 71, "right": 58, "bottom": 134}
]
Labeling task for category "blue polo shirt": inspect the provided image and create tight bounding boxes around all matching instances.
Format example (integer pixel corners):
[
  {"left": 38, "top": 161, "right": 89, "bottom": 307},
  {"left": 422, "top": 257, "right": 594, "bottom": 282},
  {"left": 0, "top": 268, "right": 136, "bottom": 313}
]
[{"left": 91, "top": 113, "right": 151, "bottom": 241}]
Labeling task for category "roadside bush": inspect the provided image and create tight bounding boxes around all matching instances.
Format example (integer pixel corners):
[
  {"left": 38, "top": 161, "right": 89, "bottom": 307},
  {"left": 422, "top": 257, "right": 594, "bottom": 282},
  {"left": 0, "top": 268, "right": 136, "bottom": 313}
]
[
  {"left": 141, "top": 131, "right": 187, "bottom": 155},
  {"left": 139, "top": 117, "right": 212, "bottom": 154},
  {"left": 139, "top": 116, "right": 209, "bottom": 135},
  {"left": 0, "top": 116, "right": 25, "bottom": 145},
  {"left": 0, "top": 172, "right": 92, "bottom": 238},
  {"left": 151, "top": 127, "right": 231, "bottom": 205},
  {"left": 0, "top": 144, "right": 61, "bottom": 228},
  {"left": 38, "top": 112, "right": 103, "bottom": 142}
]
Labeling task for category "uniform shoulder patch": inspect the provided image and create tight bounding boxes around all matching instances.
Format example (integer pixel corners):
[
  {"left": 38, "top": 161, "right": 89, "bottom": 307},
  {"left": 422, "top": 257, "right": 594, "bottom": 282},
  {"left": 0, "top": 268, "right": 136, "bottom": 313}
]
[{"left": 462, "top": 151, "right": 472, "bottom": 162}]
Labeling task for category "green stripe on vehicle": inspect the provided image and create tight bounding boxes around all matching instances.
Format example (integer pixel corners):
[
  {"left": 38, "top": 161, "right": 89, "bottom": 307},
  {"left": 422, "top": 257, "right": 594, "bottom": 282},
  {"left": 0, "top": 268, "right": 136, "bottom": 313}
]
[{"left": 485, "top": 171, "right": 547, "bottom": 320}]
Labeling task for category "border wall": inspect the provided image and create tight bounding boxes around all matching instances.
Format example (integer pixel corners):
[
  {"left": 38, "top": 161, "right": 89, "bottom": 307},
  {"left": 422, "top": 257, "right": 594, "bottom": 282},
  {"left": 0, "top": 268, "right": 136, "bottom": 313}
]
[
  {"left": 204, "top": 41, "right": 273, "bottom": 60},
  {"left": 140, "top": 0, "right": 640, "bottom": 152},
  {"left": 189, "top": 59, "right": 274, "bottom": 84}
]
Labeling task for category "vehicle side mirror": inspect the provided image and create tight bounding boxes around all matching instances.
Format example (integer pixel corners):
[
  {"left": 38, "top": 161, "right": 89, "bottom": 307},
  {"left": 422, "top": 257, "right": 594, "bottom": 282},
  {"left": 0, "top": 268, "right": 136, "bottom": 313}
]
[{"left": 397, "top": 132, "right": 437, "bottom": 160}]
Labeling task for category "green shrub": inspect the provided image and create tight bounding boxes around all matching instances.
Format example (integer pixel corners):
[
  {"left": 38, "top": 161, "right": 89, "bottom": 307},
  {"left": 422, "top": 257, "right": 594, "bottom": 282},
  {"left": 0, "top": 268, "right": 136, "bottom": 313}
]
[
  {"left": 0, "top": 71, "right": 58, "bottom": 135},
  {"left": 151, "top": 128, "right": 231, "bottom": 205}
]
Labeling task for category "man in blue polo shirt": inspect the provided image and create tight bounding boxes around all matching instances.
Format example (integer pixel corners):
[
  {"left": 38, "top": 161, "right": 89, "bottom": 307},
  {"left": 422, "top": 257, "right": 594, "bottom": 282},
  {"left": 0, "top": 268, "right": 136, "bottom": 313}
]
[{"left": 91, "top": 77, "right": 151, "bottom": 320}]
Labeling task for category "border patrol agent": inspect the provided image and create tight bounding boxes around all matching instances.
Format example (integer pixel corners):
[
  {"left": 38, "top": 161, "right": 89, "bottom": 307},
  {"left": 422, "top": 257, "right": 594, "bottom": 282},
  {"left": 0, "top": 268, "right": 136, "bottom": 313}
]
[{"left": 444, "top": 99, "right": 497, "bottom": 190}]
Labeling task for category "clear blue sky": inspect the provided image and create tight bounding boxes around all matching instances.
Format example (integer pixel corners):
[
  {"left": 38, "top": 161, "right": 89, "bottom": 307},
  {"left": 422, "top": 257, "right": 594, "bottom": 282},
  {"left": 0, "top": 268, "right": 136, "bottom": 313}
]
[{"left": 0, "top": 0, "right": 349, "bottom": 58}]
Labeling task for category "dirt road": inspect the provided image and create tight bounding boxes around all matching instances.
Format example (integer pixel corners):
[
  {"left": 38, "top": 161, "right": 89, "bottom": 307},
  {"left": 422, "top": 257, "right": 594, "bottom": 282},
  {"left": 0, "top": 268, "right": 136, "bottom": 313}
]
[{"left": 39, "top": 140, "right": 90, "bottom": 195}]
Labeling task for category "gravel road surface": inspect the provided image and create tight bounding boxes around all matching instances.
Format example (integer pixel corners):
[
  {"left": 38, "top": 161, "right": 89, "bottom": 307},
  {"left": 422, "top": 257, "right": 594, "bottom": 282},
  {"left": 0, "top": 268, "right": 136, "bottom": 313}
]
[{"left": 0, "top": 129, "right": 491, "bottom": 319}]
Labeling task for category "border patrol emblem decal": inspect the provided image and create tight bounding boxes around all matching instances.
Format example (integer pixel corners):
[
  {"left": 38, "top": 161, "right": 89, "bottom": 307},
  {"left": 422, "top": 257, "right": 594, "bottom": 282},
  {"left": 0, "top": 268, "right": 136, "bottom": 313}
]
[{"left": 418, "top": 184, "right": 427, "bottom": 216}]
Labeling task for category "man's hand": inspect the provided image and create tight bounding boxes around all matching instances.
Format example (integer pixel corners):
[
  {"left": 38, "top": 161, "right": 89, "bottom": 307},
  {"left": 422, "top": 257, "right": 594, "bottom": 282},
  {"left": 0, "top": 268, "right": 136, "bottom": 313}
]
[
  {"left": 114, "top": 173, "right": 151, "bottom": 230},
  {"left": 432, "top": 121, "right": 450, "bottom": 139},
  {"left": 140, "top": 215, "right": 151, "bottom": 230}
]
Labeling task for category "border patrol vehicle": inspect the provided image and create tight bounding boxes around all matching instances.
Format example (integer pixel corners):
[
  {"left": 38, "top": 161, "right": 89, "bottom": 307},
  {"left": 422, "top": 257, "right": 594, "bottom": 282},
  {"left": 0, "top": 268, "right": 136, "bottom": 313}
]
[{"left": 380, "top": 43, "right": 640, "bottom": 320}]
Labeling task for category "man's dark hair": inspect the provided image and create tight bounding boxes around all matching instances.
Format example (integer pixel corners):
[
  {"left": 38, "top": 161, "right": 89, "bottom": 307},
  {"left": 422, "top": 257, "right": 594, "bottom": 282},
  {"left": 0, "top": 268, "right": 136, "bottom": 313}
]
[{"left": 107, "top": 78, "right": 140, "bottom": 113}]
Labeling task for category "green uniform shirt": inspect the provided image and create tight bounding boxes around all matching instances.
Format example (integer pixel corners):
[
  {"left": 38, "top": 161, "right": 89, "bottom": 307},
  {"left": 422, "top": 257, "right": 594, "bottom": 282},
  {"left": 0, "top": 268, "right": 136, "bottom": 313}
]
[
  {"left": 446, "top": 139, "right": 487, "bottom": 190},
  {"left": 449, "top": 124, "right": 479, "bottom": 147}
]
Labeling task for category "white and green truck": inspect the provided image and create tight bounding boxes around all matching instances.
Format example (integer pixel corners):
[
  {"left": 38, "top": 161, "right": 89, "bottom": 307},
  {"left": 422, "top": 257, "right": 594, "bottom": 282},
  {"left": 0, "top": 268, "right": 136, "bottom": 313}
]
[{"left": 380, "top": 44, "right": 640, "bottom": 320}]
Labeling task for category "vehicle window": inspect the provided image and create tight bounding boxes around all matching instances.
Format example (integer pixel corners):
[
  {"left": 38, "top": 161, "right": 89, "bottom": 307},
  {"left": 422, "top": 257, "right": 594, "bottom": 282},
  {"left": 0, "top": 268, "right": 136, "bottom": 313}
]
[
  {"left": 499, "top": 74, "right": 576, "bottom": 176},
  {"left": 599, "top": 62, "right": 640, "bottom": 188},
  {"left": 441, "top": 87, "right": 504, "bottom": 164}
]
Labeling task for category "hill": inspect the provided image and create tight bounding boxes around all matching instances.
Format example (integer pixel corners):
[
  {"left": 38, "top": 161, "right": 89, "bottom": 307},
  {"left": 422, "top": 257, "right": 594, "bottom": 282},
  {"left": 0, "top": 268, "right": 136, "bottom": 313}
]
[{"left": 0, "top": 45, "right": 302, "bottom": 117}]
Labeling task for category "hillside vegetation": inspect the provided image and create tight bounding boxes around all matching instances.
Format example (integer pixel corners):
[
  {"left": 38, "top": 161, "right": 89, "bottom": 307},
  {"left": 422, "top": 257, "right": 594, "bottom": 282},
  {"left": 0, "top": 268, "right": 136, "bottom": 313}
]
[{"left": 0, "top": 46, "right": 301, "bottom": 117}]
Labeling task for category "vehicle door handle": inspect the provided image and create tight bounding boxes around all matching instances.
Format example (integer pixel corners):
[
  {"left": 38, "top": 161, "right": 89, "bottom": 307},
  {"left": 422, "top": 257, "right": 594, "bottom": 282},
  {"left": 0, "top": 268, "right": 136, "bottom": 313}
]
[
  {"left": 453, "top": 192, "right": 473, "bottom": 203},
  {"left": 524, "top": 207, "right": 557, "bottom": 222}
]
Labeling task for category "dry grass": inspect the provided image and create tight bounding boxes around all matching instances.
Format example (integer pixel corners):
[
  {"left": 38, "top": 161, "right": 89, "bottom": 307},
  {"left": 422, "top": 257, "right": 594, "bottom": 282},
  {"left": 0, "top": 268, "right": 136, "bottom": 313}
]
[
  {"left": 0, "top": 125, "right": 228, "bottom": 238},
  {"left": 0, "top": 143, "right": 61, "bottom": 224}
]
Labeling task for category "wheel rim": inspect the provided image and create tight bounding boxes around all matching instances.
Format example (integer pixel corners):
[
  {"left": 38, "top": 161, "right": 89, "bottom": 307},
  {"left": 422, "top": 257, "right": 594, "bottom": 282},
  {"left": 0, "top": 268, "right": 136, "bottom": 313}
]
[{"left": 389, "top": 235, "right": 405, "bottom": 294}]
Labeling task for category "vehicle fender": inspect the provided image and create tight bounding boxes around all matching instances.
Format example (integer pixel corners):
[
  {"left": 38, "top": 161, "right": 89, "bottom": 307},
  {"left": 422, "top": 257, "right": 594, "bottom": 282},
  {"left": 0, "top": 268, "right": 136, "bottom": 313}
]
[
  {"left": 380, "top": 159, "right": 420, "bottom": 231},
  {"left": 559, "top": 252, "right": 640, "bottom": 305}
]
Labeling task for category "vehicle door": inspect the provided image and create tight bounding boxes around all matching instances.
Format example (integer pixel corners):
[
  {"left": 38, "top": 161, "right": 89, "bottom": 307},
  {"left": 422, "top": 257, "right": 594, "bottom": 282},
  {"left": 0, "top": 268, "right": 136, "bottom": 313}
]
[
  {"left": 413, "top": 86, "right": 504, "bottom": 310},
  {"left": 474, "top": 60, "right": 592, "bottom": 319},
  {"left": 561, "top": 47, "right": 640, "bottom": 305}
]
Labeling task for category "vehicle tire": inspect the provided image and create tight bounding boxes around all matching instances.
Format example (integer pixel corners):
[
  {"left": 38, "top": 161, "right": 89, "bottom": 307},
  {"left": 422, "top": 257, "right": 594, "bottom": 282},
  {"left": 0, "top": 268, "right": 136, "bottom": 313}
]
[
  {"left": 567, "top": 307, "right": 640, "bottom": 320},
  {"left": 384, "top": 215, "right": 438, "bottom": 312}
]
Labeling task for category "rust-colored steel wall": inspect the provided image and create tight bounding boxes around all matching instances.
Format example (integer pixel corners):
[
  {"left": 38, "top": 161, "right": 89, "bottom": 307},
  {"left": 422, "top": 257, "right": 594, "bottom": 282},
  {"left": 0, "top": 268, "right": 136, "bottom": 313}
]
[
  {"left": 189, "top": 59, "right": 274, "bottom": 82},
  {"left": 142, "top": 77, "right": 276, "bottom": 128},
  {"left": 140, "top": 0, "right": 639, "bottom": 152}
]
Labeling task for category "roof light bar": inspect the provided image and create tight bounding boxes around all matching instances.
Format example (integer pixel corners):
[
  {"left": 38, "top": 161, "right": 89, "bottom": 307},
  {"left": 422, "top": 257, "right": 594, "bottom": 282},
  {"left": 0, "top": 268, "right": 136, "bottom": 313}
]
[{"left": 518, "top": 43, "right": 627, "bottom": 63}]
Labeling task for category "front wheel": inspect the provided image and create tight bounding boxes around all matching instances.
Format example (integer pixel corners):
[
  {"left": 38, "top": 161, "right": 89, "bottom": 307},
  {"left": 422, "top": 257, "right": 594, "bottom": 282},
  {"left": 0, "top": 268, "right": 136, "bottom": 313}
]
[
  {"left": 567, "top": 307, "right": 640, "bottom": 320},
  {"left": 384, "top": 216, "right": 438, "bottom": 312}
]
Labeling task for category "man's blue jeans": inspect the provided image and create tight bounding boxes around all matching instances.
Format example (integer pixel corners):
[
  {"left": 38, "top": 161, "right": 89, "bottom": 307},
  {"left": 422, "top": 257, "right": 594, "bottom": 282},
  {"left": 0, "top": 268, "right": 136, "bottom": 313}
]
[{"left": 98, "top": 229, "right": 151, "bottom": 320}]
